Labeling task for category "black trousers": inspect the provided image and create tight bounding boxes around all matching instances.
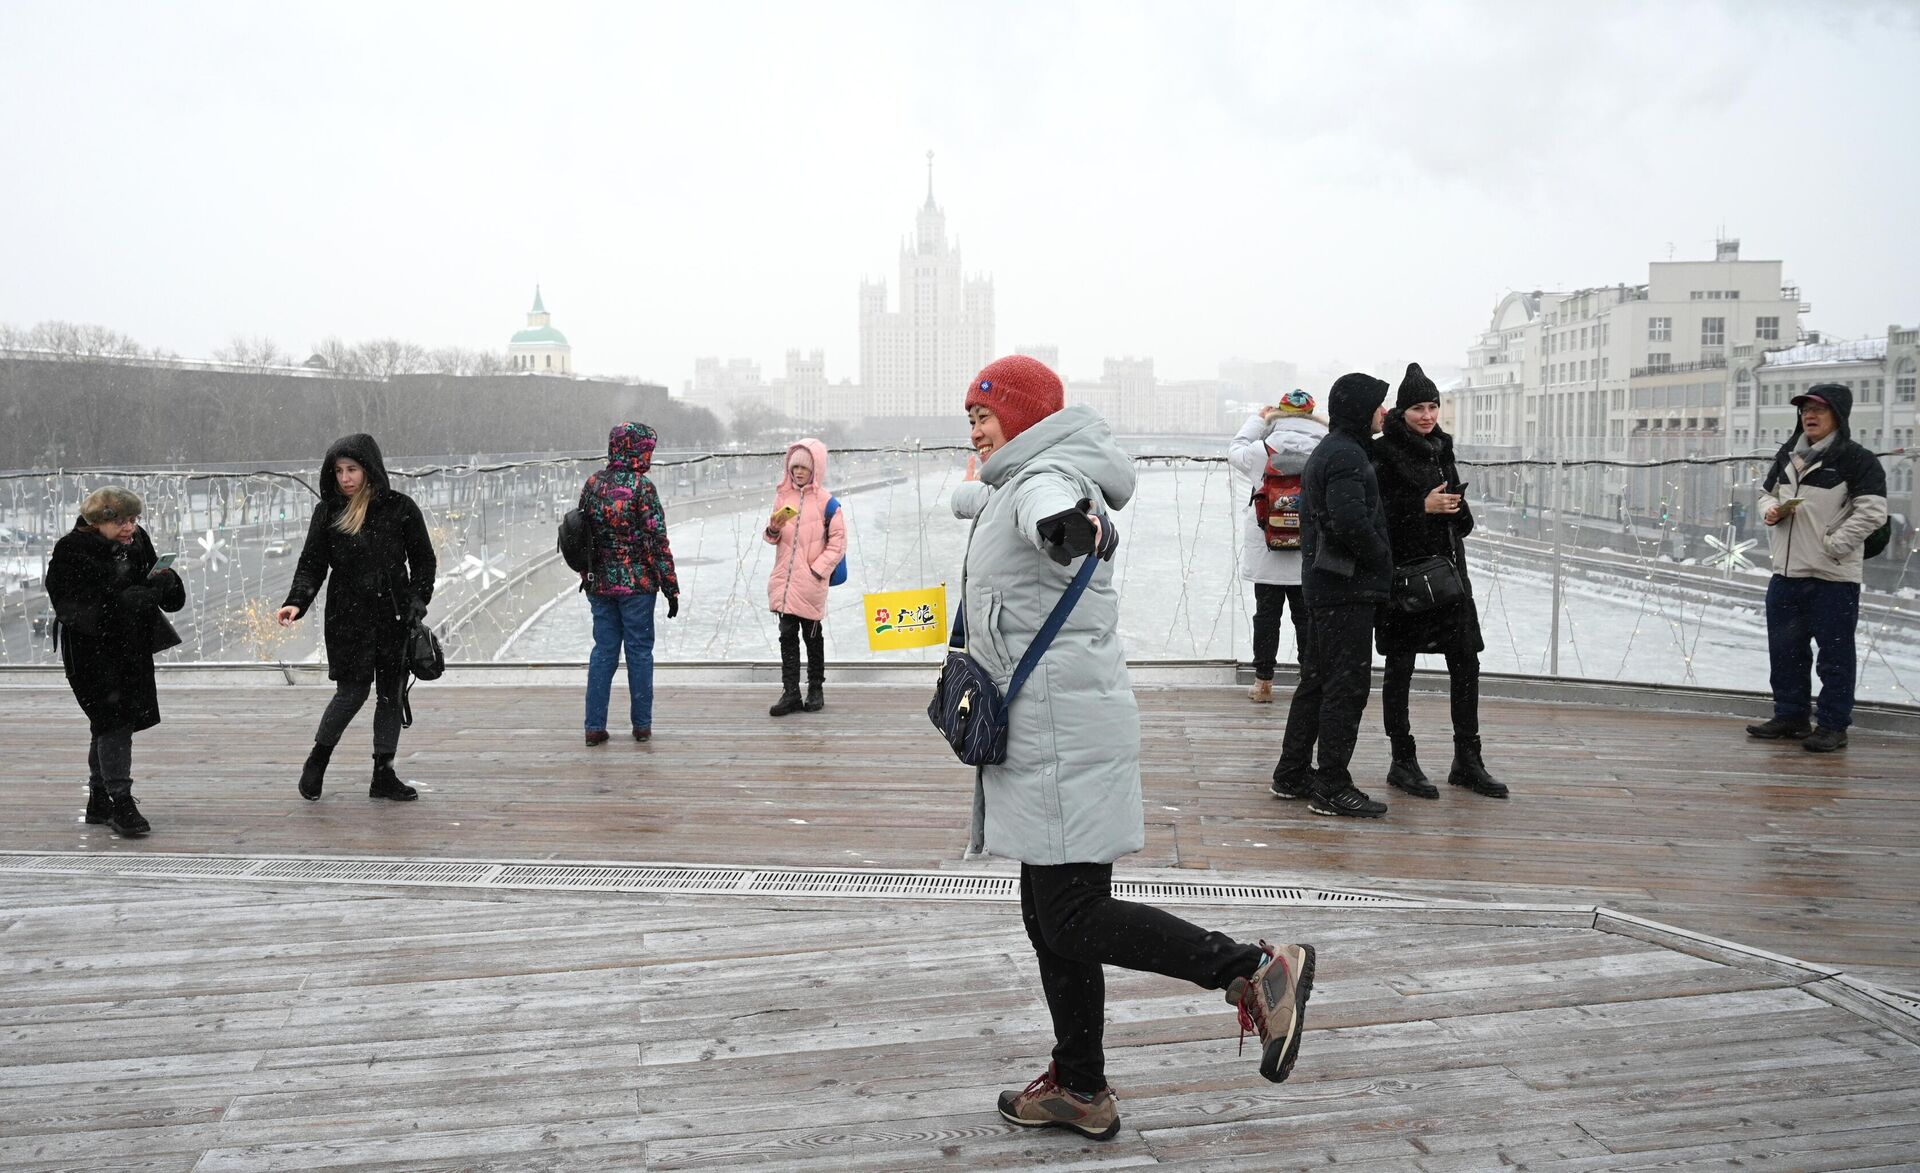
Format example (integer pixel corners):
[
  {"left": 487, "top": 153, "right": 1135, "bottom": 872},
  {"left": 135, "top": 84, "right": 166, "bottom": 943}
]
[
  {"left": 777, "top": 612, "right": 824, "bottom": 689},
  {"left": 1020, "top": 862, "right": 1266, "bottom": 1096},
  {"left": 1276, "top": 602, "right": 1377, "bottom": 788},
  {"left": 313, "top": 657, "right": 404, "bottom": 757},
  {"left": 86, "top": 727, "right": 135, "bottom": 797},
  {"left": 1381, "top": 648, "right": 1481, "bottom": 746},
  {"left": 1250, "top": 583, "right": 1307, "bottom": 681}
]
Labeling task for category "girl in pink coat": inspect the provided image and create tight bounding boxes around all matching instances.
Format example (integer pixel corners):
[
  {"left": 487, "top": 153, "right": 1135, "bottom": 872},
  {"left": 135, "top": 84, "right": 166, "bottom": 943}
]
[{"left": 763, "top": 437, "right": 846, "bottom": 715}]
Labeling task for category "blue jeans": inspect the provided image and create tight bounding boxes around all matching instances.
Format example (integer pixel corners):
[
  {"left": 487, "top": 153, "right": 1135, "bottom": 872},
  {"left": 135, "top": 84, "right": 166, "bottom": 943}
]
[
  {"left": 1766, "top": 575, "right": 1860, "bottom": 731},
  {"left": 585, "top": 592, "right": 657, "bottom": 732}
]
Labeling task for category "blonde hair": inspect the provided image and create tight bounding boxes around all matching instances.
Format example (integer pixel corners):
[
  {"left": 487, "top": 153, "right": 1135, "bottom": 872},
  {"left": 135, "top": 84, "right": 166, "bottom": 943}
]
[
  {"left": 333, "top": 483, "right": 374, "bottom": 536},
  {"left": 79, "top": 486, "right": 143, "bottom": 526}
]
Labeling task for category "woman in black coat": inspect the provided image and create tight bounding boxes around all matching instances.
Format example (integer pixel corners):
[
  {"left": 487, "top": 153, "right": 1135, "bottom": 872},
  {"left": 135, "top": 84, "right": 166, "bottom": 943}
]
[
  {"left": 275, "top": 434, "right": 436, "bottom": 802},
  {"left": 1372, "top": 364, "right": 1506, "bottom": 800},
  {"left": 46, "top": 487, "right": 187, "bottom": 837}
]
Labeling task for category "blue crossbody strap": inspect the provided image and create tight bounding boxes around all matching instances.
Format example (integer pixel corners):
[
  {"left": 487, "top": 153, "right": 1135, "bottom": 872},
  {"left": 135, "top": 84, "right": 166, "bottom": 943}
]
[{"left": 1004, "top": 553, "right": 1099, "bottom": 705}]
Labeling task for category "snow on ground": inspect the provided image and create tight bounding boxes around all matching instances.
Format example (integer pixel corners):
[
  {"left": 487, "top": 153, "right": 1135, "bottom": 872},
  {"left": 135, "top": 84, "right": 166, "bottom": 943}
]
[{"left": 512, "top": 464, "right": 1920, "bottom": 703}]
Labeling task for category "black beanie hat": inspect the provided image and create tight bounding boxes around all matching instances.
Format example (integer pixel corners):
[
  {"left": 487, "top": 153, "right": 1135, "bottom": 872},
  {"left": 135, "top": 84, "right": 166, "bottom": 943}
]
[{"left": 1396, "top": 362, "right": 1440, "bottom": 411}]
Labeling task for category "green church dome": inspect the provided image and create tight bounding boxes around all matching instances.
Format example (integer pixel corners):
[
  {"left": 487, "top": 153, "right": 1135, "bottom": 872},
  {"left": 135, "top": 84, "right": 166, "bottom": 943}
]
[{"left": 511, "top": 325, "right": 569, "bottom": 346}]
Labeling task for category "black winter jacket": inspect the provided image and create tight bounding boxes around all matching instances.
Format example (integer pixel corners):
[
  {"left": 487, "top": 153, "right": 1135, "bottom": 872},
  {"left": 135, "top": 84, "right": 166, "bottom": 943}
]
[
  {"left": 282, "top": 434, "right": 436, "bottom": 682},
  {"left": 46, "top": 521, "right": 187, "bottom": 735},
  {"left": 1300, "top": 380, "right": 1393, "bottom": 607},
  {"left": 1372, "top": 411, "right": 1483, "bottom": 656}
]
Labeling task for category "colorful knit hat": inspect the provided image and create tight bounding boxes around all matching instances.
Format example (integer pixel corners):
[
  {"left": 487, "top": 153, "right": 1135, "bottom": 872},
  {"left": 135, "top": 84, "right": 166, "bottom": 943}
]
[
  {"left": 1274, "top": 388, "right": 1317, "bottom": 416},
  {"left": 965, "top": 355, "right": 1064, "bottom": 443}
]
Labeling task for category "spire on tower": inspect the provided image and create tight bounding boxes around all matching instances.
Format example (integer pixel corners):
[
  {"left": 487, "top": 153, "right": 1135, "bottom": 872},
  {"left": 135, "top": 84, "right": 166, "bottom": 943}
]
[
  {"left": 925, "top": 149, "right": 935, "bottom": 208},
  {"left": 531, "top": 285, "right": 546, "bottom": 314}
]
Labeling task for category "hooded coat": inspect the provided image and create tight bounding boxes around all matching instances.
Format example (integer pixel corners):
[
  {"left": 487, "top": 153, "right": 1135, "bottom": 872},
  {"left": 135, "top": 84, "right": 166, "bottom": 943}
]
[
  {"left": 1372, "top": 409, "right": 1484, "bottom": 656},
  {"left": 282, "top": 434, "right": 436, "bottom": 682},
  {"left": 1228, "top": 411, "right": 1329, "bottom": 586},
  {"left": 763, "top": 438, "right": 846, "bottom": 622},
  {"left": 47, "top": 521, "right": 187, "bottom": 735},
  {"left": 962, "top": 404, "right": 1143, "bottom": 866},
  {"left": 1300, "top": 377, "right": 1393, "bottom": 607},
  {"left": 579, "top": 423, "right": 679, "bottom": 600},
  {"left": 1760, "top": 383, "right": 1888, "bottom": 584}
]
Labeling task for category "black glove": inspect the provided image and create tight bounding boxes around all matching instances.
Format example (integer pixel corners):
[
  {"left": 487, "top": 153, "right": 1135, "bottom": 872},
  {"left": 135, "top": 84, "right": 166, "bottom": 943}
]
[
  {"left": 666, "top": 594, "right": 680, "bottom": 619},
  {"left": 118, "top": 585, "right": 160, "bottom": 611},
  {"left": 407, "top": 596, "right": 429, "bottom": 623},
  {"left": 1037, "top": 500, "right": 1119, "bottom": 565},
  {"left": 1079, "top": 498, "right": 1120, "bottom": 561}
]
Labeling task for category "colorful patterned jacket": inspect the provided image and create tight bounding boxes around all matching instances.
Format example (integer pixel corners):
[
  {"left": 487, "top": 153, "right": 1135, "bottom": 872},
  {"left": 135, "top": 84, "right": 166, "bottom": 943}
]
[{"left": 578, "top": 422, "right": 679, "bottom": 599}]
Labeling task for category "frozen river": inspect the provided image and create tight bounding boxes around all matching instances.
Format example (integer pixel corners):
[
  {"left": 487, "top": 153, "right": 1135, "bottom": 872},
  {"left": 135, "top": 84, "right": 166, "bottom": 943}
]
[{"left": 510, "top": 463, "right": 1920, "bottom": 705}]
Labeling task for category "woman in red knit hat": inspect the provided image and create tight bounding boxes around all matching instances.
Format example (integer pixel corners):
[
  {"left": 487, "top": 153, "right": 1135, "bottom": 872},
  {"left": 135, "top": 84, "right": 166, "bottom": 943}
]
[{"left": 953, "top": 355, "right": 1316, "bottom": 1141}]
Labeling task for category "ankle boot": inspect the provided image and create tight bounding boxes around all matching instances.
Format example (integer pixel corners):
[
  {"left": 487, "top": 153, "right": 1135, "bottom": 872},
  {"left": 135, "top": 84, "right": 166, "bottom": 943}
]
[
  {"left": 801, "top": 678, "right": 824, "bottom": 712},
  {"left": 106, "top": 790, "right": 150, "bottom": 837},
  {"left": 85, "top": 784, "right": 112, "bottom": 824},
  {"left": 1385, "top": 736, "right": 1438, "bottom": 799},
  {"left": 1447, "top": 736, "right": 1508, "bottom": 798},
  {"left": 369, "top": 754, "right": 419, "bottom": 801},
  {"left": 769, "top": 688, "right": 803, "bottom": 717},
  {"left": 299, "top": 742, "right": 332, "bottom": 801}
]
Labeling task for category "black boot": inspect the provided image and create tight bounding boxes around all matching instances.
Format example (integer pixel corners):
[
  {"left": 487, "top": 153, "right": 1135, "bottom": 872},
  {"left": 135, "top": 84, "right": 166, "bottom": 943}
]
[
  {"left": 1447, "top": 736, "right": 1508, "bottom": 798},
  {"left": 1385, "top": 736, "right": 1438, "bottom": 799},
  {"left": 770, "top": 637, "right": 803, "bottom": 716},
  {"left": 106, "top": 790, "right": 150, "bottom": 837},
  {"left": 299, "top": 742, "right": 332, "bottom": 802},
  {"left": 85, "top": 784, "right": 112, "bottom": 824},
  {"left": 802, "top": 672, "right": 824, "bottom": 713},
  {"left": 369, "top": 754, "right": 419, "bottom": 801}
]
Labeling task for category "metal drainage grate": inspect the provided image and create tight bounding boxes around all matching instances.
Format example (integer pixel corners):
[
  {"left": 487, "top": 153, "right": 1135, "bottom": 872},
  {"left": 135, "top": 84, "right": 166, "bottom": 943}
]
[{"left": 0, "top": 851, "right": 1398, "bottom": 906}]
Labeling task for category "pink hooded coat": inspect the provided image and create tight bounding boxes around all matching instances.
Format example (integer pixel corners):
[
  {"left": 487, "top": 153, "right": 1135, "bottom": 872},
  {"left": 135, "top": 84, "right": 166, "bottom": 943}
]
[{"left": 763, "top": 438, "right": 846, "bottom": 621}]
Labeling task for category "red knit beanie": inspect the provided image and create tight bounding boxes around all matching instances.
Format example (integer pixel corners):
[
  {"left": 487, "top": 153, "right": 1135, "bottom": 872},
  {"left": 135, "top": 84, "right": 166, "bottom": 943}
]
[{"left": 966, "top": 355, "right": 1064, "bottom": 443}]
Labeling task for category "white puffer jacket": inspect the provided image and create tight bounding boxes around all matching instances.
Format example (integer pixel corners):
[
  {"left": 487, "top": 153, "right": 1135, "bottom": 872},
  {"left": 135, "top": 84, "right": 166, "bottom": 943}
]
[{"left": 1227, "top": 412, "right": 1329, "bottom": 586}]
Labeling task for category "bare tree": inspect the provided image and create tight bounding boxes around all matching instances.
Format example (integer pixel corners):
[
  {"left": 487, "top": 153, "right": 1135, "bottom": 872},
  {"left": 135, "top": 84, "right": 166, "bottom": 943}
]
[{"left": 213, "top": 335, "right": 288, "bottom": 369}]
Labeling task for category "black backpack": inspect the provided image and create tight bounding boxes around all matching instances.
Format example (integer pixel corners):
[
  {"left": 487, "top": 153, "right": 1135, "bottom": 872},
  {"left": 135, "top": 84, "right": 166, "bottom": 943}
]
[{"left": 557, "top": 507, "right": 593, "bottom": 575}]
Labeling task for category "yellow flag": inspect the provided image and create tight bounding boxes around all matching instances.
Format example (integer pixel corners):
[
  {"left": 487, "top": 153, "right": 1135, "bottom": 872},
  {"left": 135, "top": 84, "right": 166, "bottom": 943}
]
[{"left": 863, "top": 584, "right": 948, "bottom": 651}]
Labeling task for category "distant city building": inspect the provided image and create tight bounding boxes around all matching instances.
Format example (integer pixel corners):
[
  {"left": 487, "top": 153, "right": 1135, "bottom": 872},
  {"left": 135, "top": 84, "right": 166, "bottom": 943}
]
[
  {"left": 1219, "top": 358, "right": 1300, "bottom": 404},
  {"left": 686, "top": 356, "right": 768, "bottom": 420},
  {"left": 859, "top": 154, "right": 995, "bottom": 424},
  {"left": 1016, "top": 343, "right": 1060, "bottom": 373},
  {"left": 1450, "top": 240, "right": 1807, "bottom": 524},
  {"left": 508, "top": 286, "right": 572, "bottom": 374}
]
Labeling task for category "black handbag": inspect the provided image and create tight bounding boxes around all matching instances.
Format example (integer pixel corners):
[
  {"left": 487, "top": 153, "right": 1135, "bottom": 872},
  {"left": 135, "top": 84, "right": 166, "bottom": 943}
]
[
  {"left": 1390, "top": 554, "right": 1464, "bottom": 614},
  {"left": 150, "top": 611, "right": 183, "bottom": 653},
  {"left": 928, "top": 554, "right": 1097, "bottom": 767}
]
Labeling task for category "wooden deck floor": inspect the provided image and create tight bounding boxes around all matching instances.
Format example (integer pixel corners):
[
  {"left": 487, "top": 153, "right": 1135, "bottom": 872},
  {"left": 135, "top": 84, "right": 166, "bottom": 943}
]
[
  {"left": 3, "top": 680, "right": 1916, "bottom": 991},
  {"left": 4, "top": 680, "right": 1920, "bottom": 1169}
]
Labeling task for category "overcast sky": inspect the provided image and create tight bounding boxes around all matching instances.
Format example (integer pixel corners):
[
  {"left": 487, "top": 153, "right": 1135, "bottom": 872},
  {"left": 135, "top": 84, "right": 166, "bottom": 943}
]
[{"left": 3, "top": 1, "right": 1915, "bottom": 390}]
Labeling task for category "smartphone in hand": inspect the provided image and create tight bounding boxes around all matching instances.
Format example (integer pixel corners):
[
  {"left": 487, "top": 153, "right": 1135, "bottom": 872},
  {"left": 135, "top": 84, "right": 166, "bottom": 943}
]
[{"left": 149, "top": 553, "right": 177, "bottom": 576}]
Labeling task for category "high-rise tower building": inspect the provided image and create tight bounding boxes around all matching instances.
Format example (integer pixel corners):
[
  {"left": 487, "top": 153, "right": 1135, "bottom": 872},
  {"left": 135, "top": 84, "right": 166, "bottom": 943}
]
[{"left": 859, "top": 153, "right": 995, "bottom": 424}]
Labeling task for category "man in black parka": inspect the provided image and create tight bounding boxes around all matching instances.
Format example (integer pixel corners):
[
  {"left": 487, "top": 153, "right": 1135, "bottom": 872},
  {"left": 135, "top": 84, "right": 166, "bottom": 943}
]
[{"left": 1271, "top": 373, "right": 1393, "bottom": 818}]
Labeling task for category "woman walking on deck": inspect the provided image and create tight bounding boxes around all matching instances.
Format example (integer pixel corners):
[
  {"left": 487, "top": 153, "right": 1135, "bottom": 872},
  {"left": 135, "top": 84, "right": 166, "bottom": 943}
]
[
  {"left": 578, "top": 422, "right": 680, "bottom": 744},
  {"left": 276, "top": 434, "right": 436, "bottom": 802},
  {"left": 1372, "top": 364, "right": 1506, "bottom": 800},
  {"left": 47, "top": 487, "right": 187, "bottom": 837},
  {"left": 956, "top": 355, "right": 1315, "bottom": 1142},
  {"left": 762, "top": 437, "right": 844, "bottom": 716}
]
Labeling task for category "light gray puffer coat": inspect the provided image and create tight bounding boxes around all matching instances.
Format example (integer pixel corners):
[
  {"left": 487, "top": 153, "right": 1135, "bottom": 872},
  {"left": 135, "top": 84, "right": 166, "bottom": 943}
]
[{"left": 958, "top": 404, "right": 1144, "bottom": 865}]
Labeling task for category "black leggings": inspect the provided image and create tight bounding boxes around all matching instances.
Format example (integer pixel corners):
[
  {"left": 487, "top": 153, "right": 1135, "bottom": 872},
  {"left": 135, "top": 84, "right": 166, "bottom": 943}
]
[
  {"left": 1381, "top": 648, "right": 1481, "bottom": 745},
  {"left": 314, "top": 659, "right": 404, "bottom": 756},
  {"left": 1020, "top": 862, "right": 1266, "bottom": 1096},
  {"left": 777, "top": 612, "right": 824, "bottom": 687}
]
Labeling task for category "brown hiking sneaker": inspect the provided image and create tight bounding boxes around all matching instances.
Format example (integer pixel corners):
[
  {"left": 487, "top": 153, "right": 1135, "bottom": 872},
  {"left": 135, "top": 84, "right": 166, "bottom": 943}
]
[
  {"left": 1225, "top": 940, "right": 1316, "bottom": 1083},
  {"left": 1248, "top": 678, "right": 1273, "bottom": 704},
  {"left": 996, "top": 1064, "right": 1120, "bottom": 1141}
]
